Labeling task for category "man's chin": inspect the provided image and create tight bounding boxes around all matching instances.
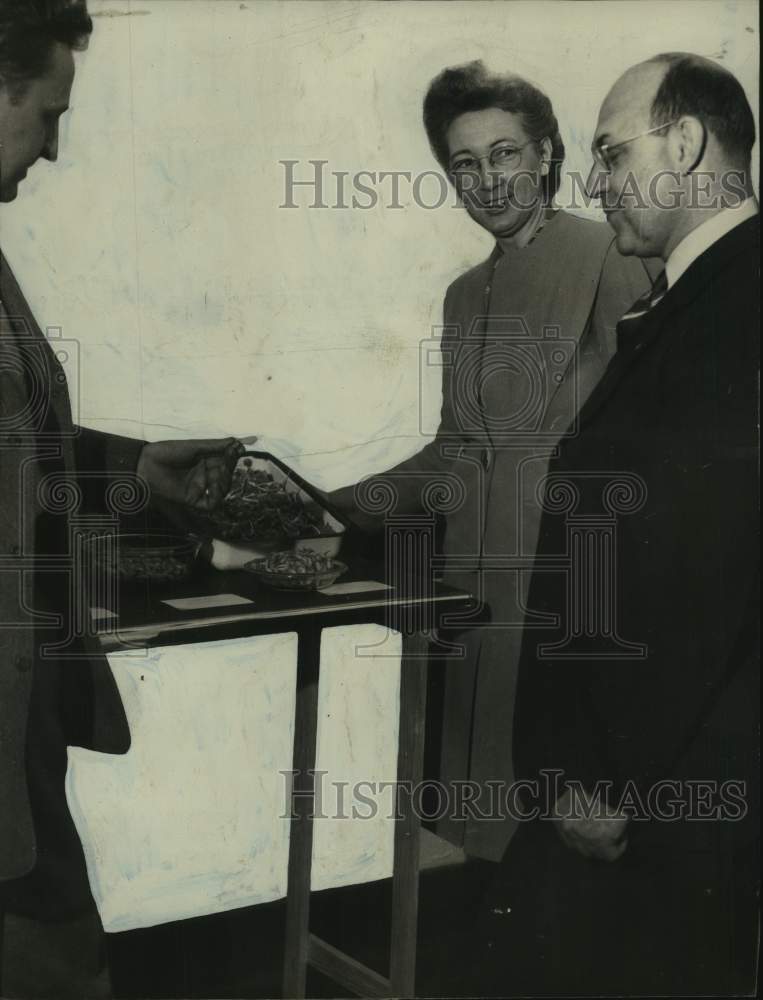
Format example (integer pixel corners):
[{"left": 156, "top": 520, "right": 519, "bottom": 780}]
[
  {"left": 605, "top": 216, "right": 637, "bottom": 255},
  {"left": 613, "top": 233, "right": 638, "bottom": 255}
]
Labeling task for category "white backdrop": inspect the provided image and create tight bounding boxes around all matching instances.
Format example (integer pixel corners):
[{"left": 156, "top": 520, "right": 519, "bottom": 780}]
[{"left": 1, "top": 0, "right": 759, "bottom": 491}]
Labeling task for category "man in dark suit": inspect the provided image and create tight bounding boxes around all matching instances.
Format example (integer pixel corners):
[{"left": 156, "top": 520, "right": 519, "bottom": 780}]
[
  {"left": 498, "top": 53, "right": 759, "bottom": 992},
  {"left": 458, "top": 53, "right": 759, "bottom": 996},
  {"left": 1, "top": 3, "right": 241, "bottom": 995}
]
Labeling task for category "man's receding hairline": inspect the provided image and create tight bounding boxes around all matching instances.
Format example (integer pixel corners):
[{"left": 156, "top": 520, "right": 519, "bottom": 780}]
[{"left": 599, "top": 61, "right": 666, "bottom": 132}]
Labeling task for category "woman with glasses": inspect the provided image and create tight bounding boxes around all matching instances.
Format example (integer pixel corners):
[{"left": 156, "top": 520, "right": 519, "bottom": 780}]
[{"left": 332, "top": 60, "right": 656, "bottom": 865}]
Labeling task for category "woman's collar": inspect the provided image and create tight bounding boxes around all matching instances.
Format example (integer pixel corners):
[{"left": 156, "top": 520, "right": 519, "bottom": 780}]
[{"left": 496, "top": 203, "right": 558, "bottom": 253}]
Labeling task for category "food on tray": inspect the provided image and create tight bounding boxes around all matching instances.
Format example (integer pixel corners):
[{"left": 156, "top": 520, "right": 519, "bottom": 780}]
[
  {"left": 118, "top": 552, "right": 192, "bottom": 582},
  {"left": 244, "top": 547, "right": 348, "bottom": 590},
  {"left": 201, "top": 458, "right": 329, "bottom": 544},
  {"left": 256, "top": 549, "right": 340, "bottom": 575},
  {"left": 89, "top": 534, "right": 198, "bottom": 582}
]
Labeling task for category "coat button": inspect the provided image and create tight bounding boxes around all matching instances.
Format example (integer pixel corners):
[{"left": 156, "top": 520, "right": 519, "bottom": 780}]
[
  {"left": 9, "top": 544, "right": 21, "bottom": 555},
  {"left": 15, "top": 655, "right": 33, "bottom": 674}
]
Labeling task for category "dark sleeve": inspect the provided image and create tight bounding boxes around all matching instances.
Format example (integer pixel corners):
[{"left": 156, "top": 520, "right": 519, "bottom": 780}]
[
  {"left": 585, "top": 271, "right": 759, "bottom": 794},
  {"left": 325, "top": 285, "right": 464, "bottom": 530},
  {"left": 518, "top": 424, "right": 758, "bottom": 804},
  {"left": 518, "top": 258, "right": 759, "bottom": 805},
  {"left": 74, "top": 426, "right": 145, "bottom": 477}
]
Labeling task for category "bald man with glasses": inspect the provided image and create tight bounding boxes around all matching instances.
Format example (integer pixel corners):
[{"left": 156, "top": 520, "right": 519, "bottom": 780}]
[{"left": 457, "top": 53, "right": 759, "bottom": 997}]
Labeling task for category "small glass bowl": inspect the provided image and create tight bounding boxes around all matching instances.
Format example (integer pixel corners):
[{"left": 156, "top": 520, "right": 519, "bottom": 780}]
[
  {"left": 88, "top": 533, "right": 199, "bottom": 582},
  {"left": 244, "top": 558, "right": 348, "bottom": 591}
]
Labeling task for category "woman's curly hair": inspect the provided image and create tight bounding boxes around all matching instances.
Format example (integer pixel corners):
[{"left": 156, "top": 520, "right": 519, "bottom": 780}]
[{"left": 424, "top": 59, "right": 565, "bottom": 200}]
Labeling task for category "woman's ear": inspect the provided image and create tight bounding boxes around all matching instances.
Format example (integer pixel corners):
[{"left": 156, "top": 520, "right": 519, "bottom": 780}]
[{"left": 539, "top": 136, "right": 553, "bottom": 174}]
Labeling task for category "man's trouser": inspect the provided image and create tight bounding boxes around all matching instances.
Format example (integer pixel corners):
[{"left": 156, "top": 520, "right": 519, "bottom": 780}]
[{"left": 0, "top": 906, "right": 110, "bottom": 1000}]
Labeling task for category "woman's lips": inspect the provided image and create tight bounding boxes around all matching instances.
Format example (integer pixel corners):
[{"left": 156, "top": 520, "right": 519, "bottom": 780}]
[
  {"left": 476, "top": 195, "right": 510, "bottom": 213},
  {"left": 475, "top": 184, "right": 518, "bottom": 213},
  {"left": 465, "top": 179, "right": 523, "bottom": 213}
]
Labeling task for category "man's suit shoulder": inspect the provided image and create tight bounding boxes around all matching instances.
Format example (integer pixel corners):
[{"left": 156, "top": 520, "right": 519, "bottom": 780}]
[{"left": 677, "top": 216, "right": 758, "bottom": 326}]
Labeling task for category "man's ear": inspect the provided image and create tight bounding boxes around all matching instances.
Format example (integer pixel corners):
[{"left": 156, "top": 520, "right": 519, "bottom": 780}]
[{"left": 668, "top": 115, "right": 706, "bottom": 174}]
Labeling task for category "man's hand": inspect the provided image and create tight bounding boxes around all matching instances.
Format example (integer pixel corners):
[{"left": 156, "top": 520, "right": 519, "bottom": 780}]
[
  {"left": 137, "top": 437, "right": 246, "bottom": 512},
  {"left": 552, "top": 787, "right": 629, "bottom": 862}
]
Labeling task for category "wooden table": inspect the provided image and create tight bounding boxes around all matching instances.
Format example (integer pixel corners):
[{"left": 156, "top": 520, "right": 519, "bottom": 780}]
[{"left": 94, "top": 561, "right": 473, "bottom": 998}]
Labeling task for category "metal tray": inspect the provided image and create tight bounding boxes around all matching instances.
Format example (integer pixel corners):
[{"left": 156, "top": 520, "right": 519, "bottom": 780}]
[{"left": 189, "top": 450, "right": 348, "bottom": 554}]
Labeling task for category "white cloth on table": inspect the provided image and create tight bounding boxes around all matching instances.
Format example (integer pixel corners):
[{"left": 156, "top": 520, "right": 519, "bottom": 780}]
[{"left": 65, "top": 625, "right": 401, "bottom": 932}]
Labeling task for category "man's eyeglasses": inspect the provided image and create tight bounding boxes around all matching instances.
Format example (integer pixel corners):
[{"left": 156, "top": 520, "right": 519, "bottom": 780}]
[
  {"left": 592, "top": 120, "right": 677, "bottom": 172},
  {"left": 449, "top": 139, "right": 538, "bottom": 178}
]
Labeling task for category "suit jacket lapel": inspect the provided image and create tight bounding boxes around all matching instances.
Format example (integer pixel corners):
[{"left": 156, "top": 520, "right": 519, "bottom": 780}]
[
  {"left": 0, "top": 249, "right": 75, "bottom": 463},
  {"left": 0, "top": 250, "right": 45, "bottom": 338},
  {"left": 1, "top": 251, "right": 40, "bottom": 430},
  {"left": 576, "top": 215, "right": 759, "bottom": 428}
]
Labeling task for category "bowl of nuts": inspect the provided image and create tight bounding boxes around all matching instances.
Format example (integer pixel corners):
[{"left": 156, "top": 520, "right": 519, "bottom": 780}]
[
  {"left": 243, "top": 547, "right": 347, "bottom": 591},
  {"left": 87, "top": 533, "right": 200, "bottom": 583}
]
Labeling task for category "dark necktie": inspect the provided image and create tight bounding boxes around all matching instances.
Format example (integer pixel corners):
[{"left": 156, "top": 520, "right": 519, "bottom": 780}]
[{"left": 616, "top": 270, "right": 668, "bottom": 349}]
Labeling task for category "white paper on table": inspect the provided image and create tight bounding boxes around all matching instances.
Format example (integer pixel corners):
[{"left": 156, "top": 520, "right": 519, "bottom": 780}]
[
  {"left": 161, "top": 593, "right": 254, "bottom": 611},
  {"left": 66, "top": 625, "right": 401, "bottom": 931},
  {"left": 90, "top": 606, "right": 118, "bottom": 621},
  {"left": 318, "top": 581, "right": 391, "bottom": 596}
]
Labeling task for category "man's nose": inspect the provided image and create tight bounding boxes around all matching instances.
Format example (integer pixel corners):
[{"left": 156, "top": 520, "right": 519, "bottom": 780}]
[{"left": 42, "top": 123, "right": 60, "bottom": 162}]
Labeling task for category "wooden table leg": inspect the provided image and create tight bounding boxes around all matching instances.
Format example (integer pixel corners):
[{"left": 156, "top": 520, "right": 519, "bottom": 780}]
[
  {"left": 389, "top": 632, "right": 429, "bottom": 996},
  {"left": 283, "top": 626, "right": 432, "bottom": 999},
  {"left": 282, "top": 623, "right": 322, "bottom": 999}
]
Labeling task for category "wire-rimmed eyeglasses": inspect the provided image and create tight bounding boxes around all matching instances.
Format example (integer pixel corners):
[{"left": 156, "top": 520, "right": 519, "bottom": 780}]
[
  {"left": 592, "top": 120, "right": 677, "bottom": 172},
  {"left": 449, "top": 139, "right": 538, "bottom": 179}
]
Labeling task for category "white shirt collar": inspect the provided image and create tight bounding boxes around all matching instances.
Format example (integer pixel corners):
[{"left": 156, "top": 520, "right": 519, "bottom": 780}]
[{"left": 665, "top": 197, "right": 759, "bottom": 289}]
